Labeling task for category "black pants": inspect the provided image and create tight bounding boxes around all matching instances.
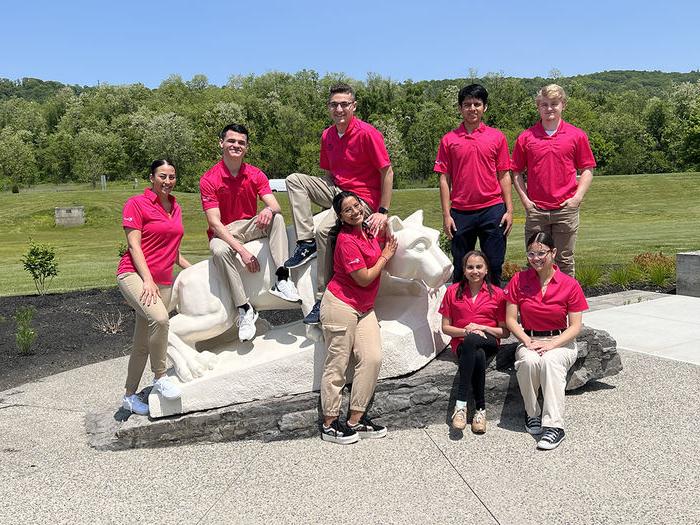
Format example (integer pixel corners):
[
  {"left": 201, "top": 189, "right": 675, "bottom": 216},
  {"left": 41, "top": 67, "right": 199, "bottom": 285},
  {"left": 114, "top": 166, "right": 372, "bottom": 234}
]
[
  {"left": 450, "top": 203, "right": 507, "bottom": 286},
  {"left": 456, "top": 332, "right": 499, "bottom": 410}
]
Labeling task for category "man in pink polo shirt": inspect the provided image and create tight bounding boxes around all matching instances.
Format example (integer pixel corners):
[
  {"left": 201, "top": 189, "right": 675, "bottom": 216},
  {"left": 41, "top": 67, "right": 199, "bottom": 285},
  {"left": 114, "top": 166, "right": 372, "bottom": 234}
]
[
  {"left": 284, "top": 83, "right": 394, "bottom": 325},
  {"left": 512, "top": 84, "right": 596, "bottom": 277},
  {"left": 435, "top": 83, "right": 513, "bottom": 285},
  {"left": 200, "top": 123, "right": 301, "bottom": 342}
]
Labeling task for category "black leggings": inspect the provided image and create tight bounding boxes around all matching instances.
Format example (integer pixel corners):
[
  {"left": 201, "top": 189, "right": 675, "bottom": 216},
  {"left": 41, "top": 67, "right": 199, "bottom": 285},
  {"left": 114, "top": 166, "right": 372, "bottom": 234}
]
[{"left": 456, "top": 333, "right": 499, "bottom": 410}]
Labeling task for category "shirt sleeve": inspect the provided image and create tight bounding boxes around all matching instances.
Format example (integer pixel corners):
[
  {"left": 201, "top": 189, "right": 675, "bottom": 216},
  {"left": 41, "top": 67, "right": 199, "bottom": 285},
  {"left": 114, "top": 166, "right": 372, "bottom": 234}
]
[
  {"left": 568, "top": 280, "right": 589, "bottom": 312},
  {"left": 575, "top": 131, "right": 597, "bottom": 169},
  {"left": 319, "top": 132, "right": 330, "bottom": 171},
  {"left": 504, "top": 273, "right": 521, "bottom": 305},
  {"left": 438, "top": 286, "right": 454, "bottom": 318},
  {"left": 434, "top": 135, "right": 450, "bottom": 174},
  {"left": 364, "top": 128, "right": 391, "bottom": 170},
  {"left": 199, "top": 175, "right": 219, "bottom": 211},
  {"left": 511, "top": 133, "right": 527, "bottom": 172},
  {"left": 335, "top": 235, "right": 368, "bottom": 274},
  {"left": 254, "top": 168, "right": 273, "bottom": 197},
  {"left": 496, "top": 133, "right": 511, "bottom": 172},
  {"left": 494, "top": 288, "right": 507, "bottom": 322},
  {"left": 122, "top": 197, "right": 143, "bottom": 230}
]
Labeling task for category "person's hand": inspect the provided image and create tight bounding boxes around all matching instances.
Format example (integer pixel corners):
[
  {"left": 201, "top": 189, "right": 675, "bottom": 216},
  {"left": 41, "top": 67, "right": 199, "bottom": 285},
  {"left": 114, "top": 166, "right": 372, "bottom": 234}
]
[
  {"left": 524, "top": 199, "right": 537, "bottom": 212},
  {"left": 140, "top": 279, "right": 161, "bottom": 306},
  {"left": 366, "top": 212, "right": 388, "bottom": 237},
  {"left": 529, "top": 339, "right": 556, "bottom": 355},
  {"left": 560, "top": 196, "right": 582, "bottom": 209},
  {"left": 381, "top": 235, "right": 398, "bottom": 261},
  {"left": 254, "top": 207, "right": 274, "bottom": 229},
  {"left": 499, "top": 210, "right": 513, "bottom": 236},
  {"left": 240, "top": 248, "right": 260, "bottom": 273},
  {"left": 443, "top": 215, "right": 456, "bottom": 240},
  {"left": 465, "top": 322, "right": 483, "bottom": 333}
]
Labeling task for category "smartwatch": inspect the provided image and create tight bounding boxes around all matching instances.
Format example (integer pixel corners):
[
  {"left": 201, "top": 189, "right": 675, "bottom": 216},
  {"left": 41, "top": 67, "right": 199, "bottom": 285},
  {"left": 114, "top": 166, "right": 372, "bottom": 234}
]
[{"left": 378, "top": 206, "right": 389, "bottom": 215}]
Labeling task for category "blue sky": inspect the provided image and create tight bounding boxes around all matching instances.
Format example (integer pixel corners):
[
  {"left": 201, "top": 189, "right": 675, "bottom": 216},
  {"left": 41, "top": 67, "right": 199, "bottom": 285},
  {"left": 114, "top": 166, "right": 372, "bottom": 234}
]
[{"left": 3, "top": 0, "right": 698, "bottom": 87}]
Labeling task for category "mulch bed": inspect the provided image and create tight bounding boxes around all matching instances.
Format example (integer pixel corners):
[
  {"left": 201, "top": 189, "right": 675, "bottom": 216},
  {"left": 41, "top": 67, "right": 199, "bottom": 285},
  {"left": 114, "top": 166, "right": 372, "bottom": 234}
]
[{"left": 0, "top": 283, "right": 674, "bottom": 393}]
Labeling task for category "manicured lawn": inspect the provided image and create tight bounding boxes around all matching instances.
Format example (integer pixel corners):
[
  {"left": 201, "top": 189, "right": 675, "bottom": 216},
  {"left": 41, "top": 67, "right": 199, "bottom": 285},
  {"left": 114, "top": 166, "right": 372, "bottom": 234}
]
[{"left": 1, "top": 173, "right": 699, "bottom": 296}]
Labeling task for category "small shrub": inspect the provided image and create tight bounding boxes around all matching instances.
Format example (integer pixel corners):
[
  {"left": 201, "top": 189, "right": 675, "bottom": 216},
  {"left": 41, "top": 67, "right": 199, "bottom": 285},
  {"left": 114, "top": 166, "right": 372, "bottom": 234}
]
[
  {"left": 117, "top": 242, "right": 129, "bottom": 258},
  {"left": 576, "top": 264, "right": 604, "bottom": 288},
  {"left": 632, "top": 251, "right": 675, "bottom": 271},
  {"left": 21, "top": 240, "right": 59, "bottom": 295},
  {"left": 501, "top": 260, "right": 524, "bottom": 282},
  {"left": 608, "top": 264, "right": 644, "bottom": 289},
  {"left": 13, "top": 306, "right": 37, "bottom": 355},
  {"left": 646, "top": 262, "right": 675, "bottom": 286},
  {"left": 92, "top": 311, "right": 124, "bottom": 334},
  {"left": 438, "top": 232, "right": 451, "bottom": 256}
]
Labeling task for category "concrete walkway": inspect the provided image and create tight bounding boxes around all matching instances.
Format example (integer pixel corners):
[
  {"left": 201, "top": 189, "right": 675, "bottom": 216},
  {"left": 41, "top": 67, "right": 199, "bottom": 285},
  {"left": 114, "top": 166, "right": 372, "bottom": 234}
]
[{"left": 1, "top": 293, "right": 698, "bottom": 524}]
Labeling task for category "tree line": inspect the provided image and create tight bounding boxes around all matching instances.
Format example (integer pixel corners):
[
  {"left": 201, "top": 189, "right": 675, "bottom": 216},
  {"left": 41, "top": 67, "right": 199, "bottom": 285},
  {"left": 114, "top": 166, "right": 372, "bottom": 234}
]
[{"left": 1, "top": 69, "right": 699, "bottom": 192}]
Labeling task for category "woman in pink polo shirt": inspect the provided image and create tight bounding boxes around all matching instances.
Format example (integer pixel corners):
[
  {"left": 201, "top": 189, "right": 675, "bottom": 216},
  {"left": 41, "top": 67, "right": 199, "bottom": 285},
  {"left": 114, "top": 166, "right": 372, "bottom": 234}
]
[
  {"left": 318, "top": 191, "right": 397, "bottom": 445},
  {"left": 505, "top": 231, "right": 588, "bottom": 450},
  {"left": 439, "top": 250, "right": 507, "bottom": 434},
  {"left": 117, "top": 159, "right": 191, "bottom": 416}
]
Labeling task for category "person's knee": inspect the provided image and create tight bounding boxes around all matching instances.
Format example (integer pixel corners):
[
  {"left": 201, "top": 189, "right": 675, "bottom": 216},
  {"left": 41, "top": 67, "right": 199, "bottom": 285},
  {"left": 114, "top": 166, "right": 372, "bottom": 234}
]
[
  {"left": 151, "top": 313, "right": 169, "bottom": 331},
  {"left": 285, "top": 173, "right": 304, "bottom": 190},
  {"left": 210, "top": 243, "right": 231, "bottom": 260}
]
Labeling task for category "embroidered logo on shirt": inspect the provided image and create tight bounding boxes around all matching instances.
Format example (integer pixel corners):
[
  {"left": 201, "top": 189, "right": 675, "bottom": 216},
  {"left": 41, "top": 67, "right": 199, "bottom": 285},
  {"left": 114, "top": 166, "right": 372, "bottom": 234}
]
[
  {"left": 124, "top": 217, "right": 134, "bottom": 222},
  {"left": 348, "top": 257, "right": 360, "bottom": 265}
]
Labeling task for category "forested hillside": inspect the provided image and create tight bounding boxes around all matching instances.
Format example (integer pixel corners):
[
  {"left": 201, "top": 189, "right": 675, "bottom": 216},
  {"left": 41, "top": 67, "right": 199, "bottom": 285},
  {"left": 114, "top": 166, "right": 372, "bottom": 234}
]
[{"left": 1, "top": 69, "right": 699, "bottom": 191}]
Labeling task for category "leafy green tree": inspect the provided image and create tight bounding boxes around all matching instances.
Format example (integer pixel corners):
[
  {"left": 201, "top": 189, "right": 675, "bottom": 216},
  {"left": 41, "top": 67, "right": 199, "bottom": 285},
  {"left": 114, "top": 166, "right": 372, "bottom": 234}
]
[{"left": 0, "top": 128, "right": 38, "bottom": 189}]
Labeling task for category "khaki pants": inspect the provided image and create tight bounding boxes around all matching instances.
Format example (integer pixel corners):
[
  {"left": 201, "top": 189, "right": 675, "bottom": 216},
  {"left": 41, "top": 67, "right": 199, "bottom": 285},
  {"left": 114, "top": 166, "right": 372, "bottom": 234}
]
[
  {"left": 514, "top": 340, "right": 578, "bottom": 429},
  {"left": 524, "top": 206, "right": 579, "bottom": 277},
  {"left": 286, "top": 172, "right": 341, "bottom": 300},
  {"left": 320, "top": 290, "right": 382, "bottom": 417},
  {"left": 209, "top": 214, "right": 289, "bottom": 307},
  {"left": 117, "top": 272, "right": 173, "bottom": 393}
]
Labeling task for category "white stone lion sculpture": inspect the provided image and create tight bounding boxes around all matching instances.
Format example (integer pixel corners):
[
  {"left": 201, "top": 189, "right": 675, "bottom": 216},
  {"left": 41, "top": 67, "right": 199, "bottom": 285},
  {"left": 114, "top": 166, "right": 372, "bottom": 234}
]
[{"left": 148, "top": 210, "right": 452, "bottom": 418}]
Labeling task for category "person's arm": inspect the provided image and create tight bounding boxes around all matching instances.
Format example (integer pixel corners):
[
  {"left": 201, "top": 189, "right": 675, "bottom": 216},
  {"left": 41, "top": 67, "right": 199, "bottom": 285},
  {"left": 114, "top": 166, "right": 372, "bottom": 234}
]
[
  {"left": 561, "top": 169, "right": 593, "bottom": 208},
  {"left": 255, "top": 193, "right": 282, "bottom": 229},
  {"left": 527, "top": 311, "right": 582, "bottom": 355},
  {"left": 497, "top": 170, "right": 514, "bottom": 235},
  {"left": 348, "top": 235, "right": 398, "bottom": 287},
  {"left": 366, "top": 165, "right": 394, "bottom": 236},
  {"left": 512, "top": 171, "right": 536, "bottom": 211},
  {"left": 438, "top": 172, "right": 456, "bottom": 239},
  {"left": 204, "top": 207, "right": 259, "bottom": 273},
  {"left": 177, "top": 252, "right": 191, "bottom": 269},
  {"left": 506, "top": 302, "right": 533, "bottom": 347},
  {"left": 124, "top": 227, "right": 160, "bottom": 306}
]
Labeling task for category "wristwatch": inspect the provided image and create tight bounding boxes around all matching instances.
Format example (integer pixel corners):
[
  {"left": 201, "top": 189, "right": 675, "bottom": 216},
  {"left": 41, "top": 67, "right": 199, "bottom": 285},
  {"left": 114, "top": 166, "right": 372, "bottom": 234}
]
[{"left": 378, "top": 206, "right": 389, "bottom": 215}]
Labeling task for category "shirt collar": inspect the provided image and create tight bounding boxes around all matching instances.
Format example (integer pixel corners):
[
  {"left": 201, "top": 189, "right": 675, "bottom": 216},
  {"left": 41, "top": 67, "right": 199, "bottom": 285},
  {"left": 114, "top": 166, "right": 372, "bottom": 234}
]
[
  {"left": 221, "top": 160, "right": 247, "bottom": 179},
  {"left": 535, "top": 120, "right": 567, "bottom": 137},
  {"left": 460, "top": 122, "right": 486, "bottom": 135},
  {"left": 144, "top": 187, "right": 175, "bottom": 205}
]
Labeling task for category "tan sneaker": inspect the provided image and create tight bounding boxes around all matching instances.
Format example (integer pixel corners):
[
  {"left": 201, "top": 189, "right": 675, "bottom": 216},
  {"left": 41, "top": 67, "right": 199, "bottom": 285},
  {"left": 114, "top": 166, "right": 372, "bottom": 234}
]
[
  {"left": 471, "top": 408, "right": 486, "bottom": 434},
  {"left": 451, "top": 406, "right": 467, "bottom": 430}
]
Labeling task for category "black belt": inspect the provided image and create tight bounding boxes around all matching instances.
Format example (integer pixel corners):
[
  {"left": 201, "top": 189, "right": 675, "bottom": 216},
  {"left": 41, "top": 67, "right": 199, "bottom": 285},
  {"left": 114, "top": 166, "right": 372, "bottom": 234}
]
[{"left": 524, "top": 328, "right": 564, "bottom": 337}]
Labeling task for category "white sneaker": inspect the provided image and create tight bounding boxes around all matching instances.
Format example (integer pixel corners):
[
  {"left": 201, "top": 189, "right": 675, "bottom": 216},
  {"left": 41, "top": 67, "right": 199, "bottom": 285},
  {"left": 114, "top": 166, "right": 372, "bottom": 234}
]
[
  {"left": 122, "top": 394, "right": 149, "bottom": 415},
  {"left": 237, "top": 306, "right": 259, "bottom": 341},
  {"left": 269, "top": 279, "right": 302, "bottom": 302},
  {"left": 152, "top": 376, "right": 182, "bottom": 400}
]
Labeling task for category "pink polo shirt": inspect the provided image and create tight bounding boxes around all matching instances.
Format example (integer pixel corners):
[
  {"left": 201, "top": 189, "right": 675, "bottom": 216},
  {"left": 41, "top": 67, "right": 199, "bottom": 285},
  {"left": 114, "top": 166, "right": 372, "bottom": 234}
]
[
  {"left": 511, "top": 120, "right": 596, "bottom": 210},
  {"left": 504, "top": 266, "right": 588, "bottom": 331},
  {"left": 439, "top": 282, "right": 506, "bottom": 353},
  {"left": 327, "top": 225, "right": 382, "bottom": 313},
  {"left": 319, "top": 117, "right": 391, "bottom": 211},
  {"left": 117, "top": 188, "right": 184, "bottom": 285},
  {"left": 434, "top": 122, "right": 511, "bottom": 211},
  {"left": 199, "top": 161, "right": 272, "bottom": 239}
]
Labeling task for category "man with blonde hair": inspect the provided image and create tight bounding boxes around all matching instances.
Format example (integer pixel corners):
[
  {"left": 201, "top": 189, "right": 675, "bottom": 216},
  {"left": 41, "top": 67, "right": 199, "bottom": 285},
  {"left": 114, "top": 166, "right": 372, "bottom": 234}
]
[{"left": 511, "top": 84, "right": 596, "bottom": 277}]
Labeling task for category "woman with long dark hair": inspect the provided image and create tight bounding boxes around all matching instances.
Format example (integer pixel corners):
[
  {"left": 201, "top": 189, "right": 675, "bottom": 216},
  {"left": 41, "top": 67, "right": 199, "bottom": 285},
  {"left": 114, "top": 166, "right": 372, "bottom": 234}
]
[{"left": 440, "top": 250, "right": 507, "bottom": 433}]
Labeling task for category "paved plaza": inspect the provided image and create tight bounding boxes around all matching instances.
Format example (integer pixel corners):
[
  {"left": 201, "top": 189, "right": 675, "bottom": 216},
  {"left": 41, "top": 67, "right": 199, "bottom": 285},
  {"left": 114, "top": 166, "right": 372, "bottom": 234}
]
[{"left": 1, "top": 292, "right": 698, "bottom": 524}]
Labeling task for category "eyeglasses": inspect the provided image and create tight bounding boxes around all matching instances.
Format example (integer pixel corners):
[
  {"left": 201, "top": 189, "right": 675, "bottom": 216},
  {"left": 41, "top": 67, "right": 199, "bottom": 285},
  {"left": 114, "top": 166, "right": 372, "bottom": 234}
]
[
  {"left": 341, "top": 203, "right": 363, "bottom": 215},
  {"left": 526, "top": 250, "right": 551, "bottom": 259},
  {"left": 328, "top": 101, "right": 354, "bottom": 110},
  {"left": 155, "top": 174, "right": 177, "bottom": 181}
]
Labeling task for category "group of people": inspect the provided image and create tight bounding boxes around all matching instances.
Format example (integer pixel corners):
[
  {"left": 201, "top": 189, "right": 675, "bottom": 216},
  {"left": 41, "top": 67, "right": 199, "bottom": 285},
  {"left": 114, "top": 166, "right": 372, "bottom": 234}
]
[{"left": 116, "top": 81, "right": 595, "bottom": 450}]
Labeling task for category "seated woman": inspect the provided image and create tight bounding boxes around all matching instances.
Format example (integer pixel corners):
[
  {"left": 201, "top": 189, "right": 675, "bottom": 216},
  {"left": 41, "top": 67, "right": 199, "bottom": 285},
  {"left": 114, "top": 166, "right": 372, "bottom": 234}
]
[
  {"left": 318, "top": 191, "right": 398, "bottom": 444},
  {"left": 505, "top": 232, "right": 589, "bottom": 450},
  {"left": 440, "top": 251, "right": 507, "bottom": 434},
  {"left": 117, "top": 159, "right": 191, "bottom": 415}
]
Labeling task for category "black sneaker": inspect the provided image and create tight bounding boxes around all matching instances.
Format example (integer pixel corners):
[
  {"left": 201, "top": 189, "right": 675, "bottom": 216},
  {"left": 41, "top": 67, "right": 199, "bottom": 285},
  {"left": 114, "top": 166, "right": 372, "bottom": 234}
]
[
  {"left": 303, "top": 300, "right": 321, "bottom": 325},
  {"left": 321, "top": 420, "right": 359, "bottom": 445},
  {"left": 537, "top": 427, "right": 565, "bottom": 450},
  {"left": 284, "top": 241, "right": 317, "bottom": 269},
  {"left": 348, "top": 416, "right": 387, "bottom": 439},
  {"left": 525, "top": 415, "right": 543, "bottom": 435}
]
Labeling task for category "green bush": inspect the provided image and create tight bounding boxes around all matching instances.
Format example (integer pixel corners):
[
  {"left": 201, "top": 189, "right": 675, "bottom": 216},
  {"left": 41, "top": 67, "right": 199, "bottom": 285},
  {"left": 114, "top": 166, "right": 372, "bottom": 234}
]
[
  {"left": 576, "top": 264, "right": 604, "bottom": 288},
  {"left": 438, "top": 232, "right": 451, "bottom": 256},
  {"left": 21, "top": 240, "right": 59, "bottom": 295},
  {"left": 13, "top": 306, "right": 37, "bottom": 355},
  {"left": 608, "top": 264, "right": 645, "bottom": 289},
  {"left": 646, "top": 262, "right": 675, "bottom": 286},
  {"left": 117, "top": 242, "right": 129, "bottom": 258}
]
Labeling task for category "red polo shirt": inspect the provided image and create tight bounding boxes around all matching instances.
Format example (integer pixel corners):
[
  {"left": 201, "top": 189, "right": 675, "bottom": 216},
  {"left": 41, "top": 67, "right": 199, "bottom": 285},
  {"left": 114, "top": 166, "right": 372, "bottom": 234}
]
[
  {"left": 511, "top": 120, "right": 596, "bottom": 210},
  {"left": 439, "top": 282, "right": 506, "bottom": 353},
  {"left": 319, "top": 117, "right": 391, "bottom": 211},
  {"left": 504, "top": 266, "right": 588, "bottom": 331},
  {"left": 434, "top": 122, "right": 511, "bottom": 211},
  {"left": 199, "top": 161, "right": 272, "bottom": 240},
  {"left": 327, "top": 225, "right": 382, "bottom": 313},
  {"left": 117, "top": 188, "right": 184, "bottom": 285}
]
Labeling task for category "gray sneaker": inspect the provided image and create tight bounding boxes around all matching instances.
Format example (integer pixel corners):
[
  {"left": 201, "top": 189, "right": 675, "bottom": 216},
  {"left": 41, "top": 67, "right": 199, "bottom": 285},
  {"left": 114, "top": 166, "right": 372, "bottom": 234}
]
[
  {"left": 269, "top": 279, "right": 302, "bottom": 303},
  {"left": 122, "top": 394, "right": 149, "bottom": 415}
]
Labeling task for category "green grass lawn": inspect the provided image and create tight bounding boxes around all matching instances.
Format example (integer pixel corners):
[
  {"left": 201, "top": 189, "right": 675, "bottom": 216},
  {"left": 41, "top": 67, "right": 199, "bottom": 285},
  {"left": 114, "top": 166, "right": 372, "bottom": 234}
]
[{"left": 1, "top": 173, "right": 699, "bottom": 297}]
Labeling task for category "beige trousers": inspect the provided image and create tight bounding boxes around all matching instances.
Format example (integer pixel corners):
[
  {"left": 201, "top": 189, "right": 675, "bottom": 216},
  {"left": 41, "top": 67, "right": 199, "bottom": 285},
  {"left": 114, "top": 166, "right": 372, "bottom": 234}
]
[
  {"left": 524, "top": 206, "right": 579, "bottom": 277},
  {"left": 514, "top": 340, "right": 578, "bottom": 429},
  {"left": 209, "top": 213, "right": 289, "bottom": 307},
  {"left": 320, "top": 290, "right": 382, "bottom": 417},
  {"left": 117, "top": 272, "right": 173, "bottom": 393}
]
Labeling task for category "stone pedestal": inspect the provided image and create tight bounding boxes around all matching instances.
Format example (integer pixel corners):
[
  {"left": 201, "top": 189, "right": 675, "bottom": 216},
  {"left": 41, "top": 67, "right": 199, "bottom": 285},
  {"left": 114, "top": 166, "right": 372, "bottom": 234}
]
[
  {"left": 54, "top": 206, "right": 85, "bottom": 226},
  {"left": 676, "top": 251, "right": 700, "bottom": 297}
]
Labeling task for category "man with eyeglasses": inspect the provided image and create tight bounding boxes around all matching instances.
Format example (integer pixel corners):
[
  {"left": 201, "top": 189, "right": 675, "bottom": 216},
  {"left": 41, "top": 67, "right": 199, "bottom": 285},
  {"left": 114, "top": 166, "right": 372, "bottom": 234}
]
[
  {"left": 511, "top": 84, "right": 596, "bottom": 277},
  {"left": 434, "top": 83, "right": 513, "bottom": 286},
  {"left": 200, "top": 123, "right": 301, "bottom": 343},
  {"left": 284, "top": 83, "right": 394, "bottom": 325}
]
